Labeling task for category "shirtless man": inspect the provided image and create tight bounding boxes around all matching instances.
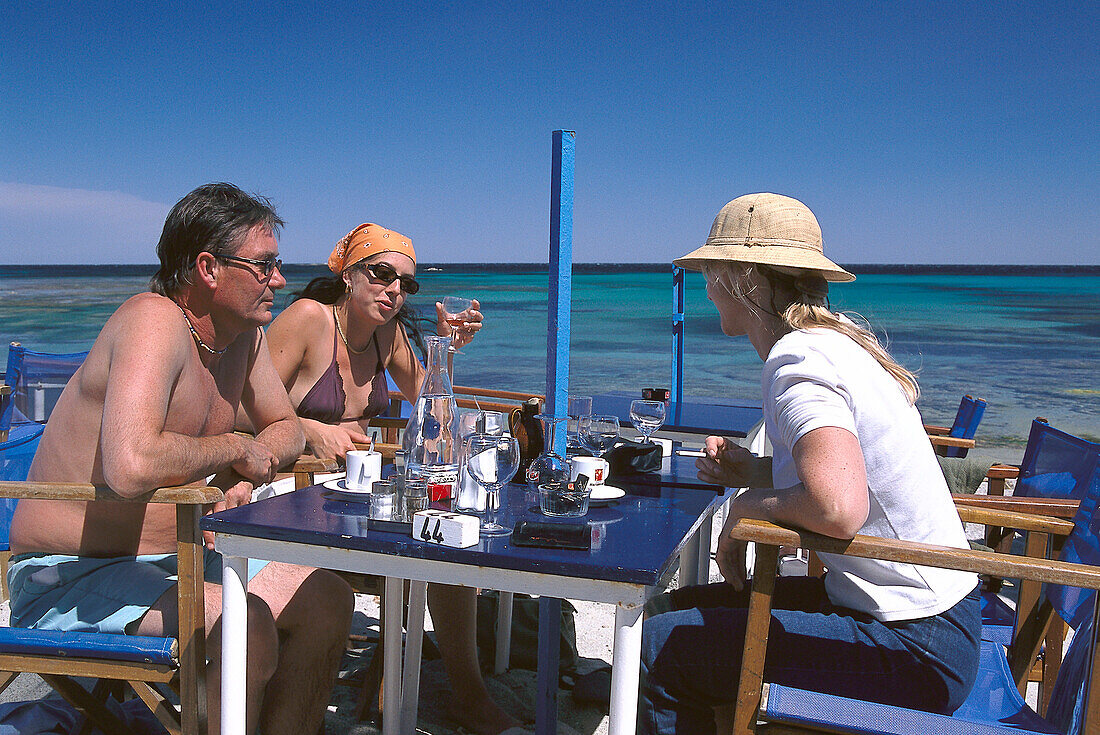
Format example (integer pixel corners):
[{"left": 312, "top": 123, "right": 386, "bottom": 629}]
[{"left": 8, "top": 183, "right": 354, "bottom": 735}]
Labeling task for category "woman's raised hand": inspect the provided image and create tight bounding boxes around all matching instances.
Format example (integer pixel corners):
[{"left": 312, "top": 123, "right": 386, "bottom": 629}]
[
  {"left": 303, "top": 419, "right": 371, "bottom": 461},
  {"left": 435, "top": 298, "right": 483, "bottom": 350}
]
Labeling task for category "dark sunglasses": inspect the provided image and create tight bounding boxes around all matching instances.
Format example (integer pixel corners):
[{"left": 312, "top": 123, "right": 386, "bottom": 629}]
[
  {"left": 362, "top": 262, "right": 420, "bottom": 294},
  {"left": 218, "top": 254, "right": 283, "bottom": 278}
]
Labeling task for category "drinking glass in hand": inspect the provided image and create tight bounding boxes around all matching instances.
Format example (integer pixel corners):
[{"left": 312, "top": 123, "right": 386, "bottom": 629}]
[
  {"left": 441, "top": 296, "right": 473, "bottom": 352},
  {"left": 579, "top": 414, "right": 620, "bottom": 458},
  {"left": 464, "top": 433, "right": 520, "bottom": 535},
  {"left": 629, "top": 399, "right": 666, "bottom": 444}
]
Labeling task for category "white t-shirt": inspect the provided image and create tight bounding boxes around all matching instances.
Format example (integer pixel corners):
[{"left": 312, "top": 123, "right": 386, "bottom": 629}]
[{"left": 763, "top": 325, "right": 978, "bottom": 622}]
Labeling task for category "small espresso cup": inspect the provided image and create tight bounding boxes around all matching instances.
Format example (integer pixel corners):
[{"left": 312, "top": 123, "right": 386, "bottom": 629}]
[
  {"left": 345, "top": 450, "right": 382, "bottom": 492},
  {"left": 570, "top": 455, "right": 609, "bottom": 486}
]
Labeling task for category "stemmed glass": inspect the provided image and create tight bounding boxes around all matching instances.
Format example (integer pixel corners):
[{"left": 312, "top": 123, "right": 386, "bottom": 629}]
[
  {"left": 566, "top": 395, "right": 592, "bottom": 451},
  {"left": 579, "top": 414, "right": 620, "bottom": 458},
  {"left": 527, "top": 414, "right": 569, "bottom": 488},
  {"left": 441, "top": 296, "right": 473, "bottom": 353},
  {"left": 629, "top": 399, "right": 666, "bottom": 444},
  {"left": 464, "top": 433, "right": 520, "bottom": 536}
]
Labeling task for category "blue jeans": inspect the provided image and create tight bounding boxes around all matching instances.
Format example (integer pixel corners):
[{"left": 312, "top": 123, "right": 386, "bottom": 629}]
[{"left": 639, "top": 578, "right": 980, "bottom": 735}]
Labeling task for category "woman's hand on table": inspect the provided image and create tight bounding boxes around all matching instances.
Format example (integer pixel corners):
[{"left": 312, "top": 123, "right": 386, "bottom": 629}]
[
  {"left": 302, "top": 419, "right": 371, "bottom": 461},
  {"left": 696, "top": 436, "right": 771, "bottom": 488},
  {"left": 435, "top": 298, "right": 483, "bottom": 350}
]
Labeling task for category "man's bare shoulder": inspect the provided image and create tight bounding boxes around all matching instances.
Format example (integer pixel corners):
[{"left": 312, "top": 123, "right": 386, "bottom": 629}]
[{"left": 97, "top": 293, "right": 190, "bottom": 360}]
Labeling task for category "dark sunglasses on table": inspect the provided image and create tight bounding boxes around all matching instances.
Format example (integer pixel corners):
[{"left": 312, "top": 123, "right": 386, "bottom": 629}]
[
  {"left": 218, "top": 254, "right": 283, "bottom": 278},
  {"left": 362, "top": 262, "right": 420, "bottom": 294}
]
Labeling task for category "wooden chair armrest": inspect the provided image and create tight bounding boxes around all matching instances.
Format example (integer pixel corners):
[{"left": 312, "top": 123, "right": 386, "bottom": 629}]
[
  {"left": 351, "top": 442, "right": 400, "bottom": 459},
  {"left": 928, "top": 435, "right": 976, "bottom": 449},
  {"left": 924, "top": 424, "right": 951, "bottom": 436},
  {"left": 727, "top": 518, "right": 1100, "bottom": 589},
  {"left": 292, "top": 457, "right": 341, "bottom": 474},
  {"left": 453, "top": 385, "right": 547, "bottom": 403},
  {"left": 0, "top": 480, "right": 222, "bottom": 504},
  {"left": 952, "top": 493, "right": 1080, "bottom": 519},
  {"left": 954, "top": 505, "right": 1075, "bottom": 535},
  {"left": 988, "top": 464, "right": 1021, "bottom": 480}
]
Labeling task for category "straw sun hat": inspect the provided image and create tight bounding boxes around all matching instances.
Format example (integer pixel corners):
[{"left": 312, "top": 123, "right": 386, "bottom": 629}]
[{"left": 674, "top": 193, "right": 855, "bottom": 282}]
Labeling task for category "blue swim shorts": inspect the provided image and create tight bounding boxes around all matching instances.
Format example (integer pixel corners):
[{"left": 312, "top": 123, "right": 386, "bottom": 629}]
[{"left": 7, "top": 549, "right": 268, "bottom": 635}]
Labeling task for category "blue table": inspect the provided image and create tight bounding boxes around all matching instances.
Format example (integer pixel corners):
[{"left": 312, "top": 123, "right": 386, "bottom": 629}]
[
  {"left": 205, "top": 479, "right": 721, "bottom": 735},
  {"left": 590, "top": 392, "right": 762, "bottom": 438}
]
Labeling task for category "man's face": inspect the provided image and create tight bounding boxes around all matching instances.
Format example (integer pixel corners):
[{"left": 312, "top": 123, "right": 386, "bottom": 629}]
[{"left": 215, "top": 225, "right": 286, "bottom": 327}]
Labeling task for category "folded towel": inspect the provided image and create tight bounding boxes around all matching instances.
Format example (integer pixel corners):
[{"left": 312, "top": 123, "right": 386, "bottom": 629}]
[{"left": 937, "top": 455, "right": 993, "bottom": 495}]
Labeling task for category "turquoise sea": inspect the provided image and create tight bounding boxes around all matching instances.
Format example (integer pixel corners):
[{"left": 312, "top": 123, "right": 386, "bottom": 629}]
[{"left": 2, "top": 265, "right": 1098, "bottom": 465}]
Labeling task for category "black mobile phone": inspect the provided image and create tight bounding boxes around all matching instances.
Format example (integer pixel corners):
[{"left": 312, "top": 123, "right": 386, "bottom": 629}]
[{"left": 511, "top": 521, "right": 592, "bottom": 550}]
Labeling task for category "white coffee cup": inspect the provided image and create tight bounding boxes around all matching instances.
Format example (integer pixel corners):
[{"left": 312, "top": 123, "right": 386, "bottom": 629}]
[
  {"left": 570, "top": 456, "right": 609, "bottom": 486},
  {"left": 345, "top": 450, "right": 382, "bottom": 492}
]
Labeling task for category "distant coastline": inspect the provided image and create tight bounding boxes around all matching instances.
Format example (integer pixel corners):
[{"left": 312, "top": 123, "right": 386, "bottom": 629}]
[{"left": 3, "top": 263, "right": 1100, "bottom": 277}]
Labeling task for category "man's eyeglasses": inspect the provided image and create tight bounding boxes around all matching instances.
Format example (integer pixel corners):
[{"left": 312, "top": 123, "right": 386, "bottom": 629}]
[
  {"left": 218, "top": 254, "right": 283, "bottom": 278},
  {"left": 362, "top": 262, "right": 420, "bottom": 294}
]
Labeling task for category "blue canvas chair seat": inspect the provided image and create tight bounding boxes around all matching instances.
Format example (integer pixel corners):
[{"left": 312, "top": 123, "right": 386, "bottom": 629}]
[
  {"left": 0, "top": 629, "right": 177, "bottom": 667},
  {"left": 0, "top": 481, "right": 220, "bottom": 735},
  {"left": 727, "top": 448, "right": 1100, "bottom": 735}
]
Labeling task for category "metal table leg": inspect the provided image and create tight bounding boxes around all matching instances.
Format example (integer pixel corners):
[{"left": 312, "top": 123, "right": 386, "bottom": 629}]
[
  {"left": 609, "top": 602, "right": 643, "bottom": 735},
  {"left": 220, "top": 555, "right": 248, "bottom": 735},
  {"left": 382, "top": 577, "right": 403, "bottom": 735},
  {"left": 399, "top": 580, "right": 427, "bottom": 734}
]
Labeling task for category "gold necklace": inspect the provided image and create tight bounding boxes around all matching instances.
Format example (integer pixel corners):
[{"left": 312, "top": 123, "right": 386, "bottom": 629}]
[
  {"left": 333, "top": 305, "right": 371, "bottom": 355},
  {"left": 177, "top": 304, "right": 226, "bottom": 356}
]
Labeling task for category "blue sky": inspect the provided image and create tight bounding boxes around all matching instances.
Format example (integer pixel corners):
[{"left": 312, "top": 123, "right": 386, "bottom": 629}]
[{"left": 1, "top": 2, "right": 1096, "bottom": 265}]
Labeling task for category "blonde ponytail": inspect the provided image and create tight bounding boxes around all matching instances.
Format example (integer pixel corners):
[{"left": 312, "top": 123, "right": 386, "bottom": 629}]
[
  {"left": 709, "top": 263, "right": 920, "bottom": 405},
  {"left": 781, "top": 301, "right": 920, "bottom": 405}
]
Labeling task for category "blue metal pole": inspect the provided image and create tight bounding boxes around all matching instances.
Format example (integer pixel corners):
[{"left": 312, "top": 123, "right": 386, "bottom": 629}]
[
  {"left": 672, "top": 265, "right": 685, "bottom": 405},
  {"left": 547, "top": 129, "right": 574, "bottom": 452},
  {"left": 537, "top": 129, "right": 574, "bottom": 735}
]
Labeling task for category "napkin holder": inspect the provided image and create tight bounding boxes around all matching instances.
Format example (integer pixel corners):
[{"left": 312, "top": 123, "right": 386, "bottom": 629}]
[{"left": 412, "top": 510, "right": 480, "bottom": 548}]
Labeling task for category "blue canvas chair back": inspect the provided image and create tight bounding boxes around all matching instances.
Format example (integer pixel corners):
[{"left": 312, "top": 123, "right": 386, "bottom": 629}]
[
  {"left": 1, "top": 344, "right": 88, "bottom": 431},
  {"left": 1016, "top": 419, "right": 1100, "bottom": 502},
  {"left": 956, "top": 454, "right": 1100, "bottom": 735},
  {"left": 0, "top": 426, "right": 43, "bottom": 548},
  {"left": 942, "top": 395, "right": 987, "bottom": 458}
]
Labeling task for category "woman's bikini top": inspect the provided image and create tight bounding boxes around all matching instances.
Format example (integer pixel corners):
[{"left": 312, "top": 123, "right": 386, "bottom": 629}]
[{"left": 296, "top": 313, "right": 390, "bottom": 425}]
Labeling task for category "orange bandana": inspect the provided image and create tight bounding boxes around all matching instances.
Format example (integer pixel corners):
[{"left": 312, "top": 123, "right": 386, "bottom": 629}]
[{"left": 328, "top": 223, "right": 416, "bottom": 273}]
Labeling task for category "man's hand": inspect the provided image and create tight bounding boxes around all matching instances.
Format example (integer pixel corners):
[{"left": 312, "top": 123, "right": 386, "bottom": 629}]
[
  {"left": 435, "top": 299, "right": 483, "bottom": 350},
  {"left": 696, "top": 436, "right": 768, "bottom": 488},
  {"left": 716, "top": 511, "right": 750, "bottom": 591},
  {"left": 204, "top": 473, "right": 255, "bottom": 549},
  {"left": 231, "top": 436, "right": 279, "bottom": 485},
  {"left": 304, "top": 420, "right": 371, "bottom": 460}
]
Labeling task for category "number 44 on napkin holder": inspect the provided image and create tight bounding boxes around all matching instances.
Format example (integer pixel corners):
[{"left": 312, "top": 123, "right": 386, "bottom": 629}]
[{"left": 412, "top": 509, "right": 480, "bottom": 548}]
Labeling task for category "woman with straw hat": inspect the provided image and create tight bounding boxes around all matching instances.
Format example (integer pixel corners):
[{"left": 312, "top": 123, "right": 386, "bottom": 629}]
[{"left": 639, "top": 194, "right": 980, "bottom": 733}]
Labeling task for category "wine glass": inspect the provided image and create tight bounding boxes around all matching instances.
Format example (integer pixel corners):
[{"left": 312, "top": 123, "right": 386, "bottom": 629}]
[
  {"left": 441, "top": 296, "right": 473, "bottom": 353},
  {"left": 464, "top": 433, "right": 520, "bottom": 535},
  {"left": 566, "top": 395, "right": 592, "bottom": 451},
  {"left": 579, "top": 414, "right": 620, "bottom": 458},
  {"left": 629, "top": 399, "right": 666, "bottom": 444}
]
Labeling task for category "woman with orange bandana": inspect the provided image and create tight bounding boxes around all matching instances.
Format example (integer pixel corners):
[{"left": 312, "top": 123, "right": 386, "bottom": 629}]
[{"left": 267, "top": 224, "right": 524, "bottom": 735}]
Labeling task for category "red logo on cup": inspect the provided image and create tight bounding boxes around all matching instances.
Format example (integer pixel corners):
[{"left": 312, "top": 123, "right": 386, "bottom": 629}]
[
  {"left": 594, "top": 467, "right": 605, "bottom": 482},
  {"left": 428, "top": 483, "right": 451, "bottom": 502}
]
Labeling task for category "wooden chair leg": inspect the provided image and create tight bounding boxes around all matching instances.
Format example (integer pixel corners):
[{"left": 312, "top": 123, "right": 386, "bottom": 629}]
[
  {"left": 733, "top": 544, "right": 781, "bottom": 734},
  {"left": 0, "top": 549, "right": 10, "bottom": 603},
  {"left": 0, "top": 670, "right": 17, "bottom": 697},
  {"left": 129, "top": 680, "right": 182, "bottom": 735}
]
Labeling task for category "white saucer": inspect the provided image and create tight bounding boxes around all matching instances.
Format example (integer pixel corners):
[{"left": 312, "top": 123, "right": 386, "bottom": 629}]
[
  {"left": 588, "top": 484, "right": 625, "bottom": 505},
  {"left": 323, "top": 478, "right": 373, "bottom": 496}
]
